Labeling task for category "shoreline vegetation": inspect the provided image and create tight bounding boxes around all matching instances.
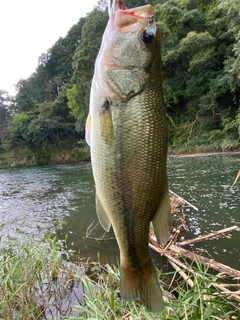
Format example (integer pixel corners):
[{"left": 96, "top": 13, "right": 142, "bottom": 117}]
[
  {"left": 0, "top": 192, "right": 239, "bottom": 319},
  {"left": 0, "top": 139, "right": 90, "bottom": 170}
]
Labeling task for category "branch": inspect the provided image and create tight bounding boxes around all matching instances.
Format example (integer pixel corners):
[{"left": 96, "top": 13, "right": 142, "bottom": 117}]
[
  {"left": 177, "top": 225, "right": 239, "bottom": 246},
  {"left": 166, "top": 113, "right": 178, "bottom": 128},
  {"left": 169, "top": 244, "right": 240, "bottom": 280},
  {"left": 186, "top": 113, "right": 198, "bottom": 146},
  {"left": 169, "top": 189, "right": 198, "bottom": 211},
  {"left": 232, "top": 170, "right": 240, "bottom": 187}
]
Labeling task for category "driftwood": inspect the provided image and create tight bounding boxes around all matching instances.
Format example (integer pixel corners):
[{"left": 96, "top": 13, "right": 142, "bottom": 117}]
[
  {"left": 177, "top": 225, "right": 239, "bottom": 246},
  {"left": 149, "top": 243, "right": 195, "bottom": 287},
  {"left": 150, "top": 191, "right": 240, "bottom": 302},
  {"left": 169, "top": 190, "right": 198, "bottom": 211},
  {"left": 151, "top": 244, "right": 214, "bottom": 302},
  {"left": 169, "top": 244, "right": 240, "bottom": 280},
  {"left": 232, "top": 170, "right": 240, "bottom": 187},
  {"left": 150, "top": 242, "right": 240, "bottom": 302},
  {"left": 150, "top": 237, "right": 240, "bottom": 280}
]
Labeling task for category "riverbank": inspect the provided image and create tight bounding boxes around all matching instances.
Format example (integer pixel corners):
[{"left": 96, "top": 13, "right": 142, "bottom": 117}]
[
  {"left": 0, "top": 139, "right": 90, "bottom": 169},
  {"left": 0, "top": 141, "right": 239, "bottom": 170},
  {"left": 168, "top": 150, "right": 240, "bottom": 158}
]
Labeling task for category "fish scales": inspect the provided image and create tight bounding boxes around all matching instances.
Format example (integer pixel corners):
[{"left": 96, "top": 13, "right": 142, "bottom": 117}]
[{"left": 85, "top": 0, "right": 171, "bottom": 312}]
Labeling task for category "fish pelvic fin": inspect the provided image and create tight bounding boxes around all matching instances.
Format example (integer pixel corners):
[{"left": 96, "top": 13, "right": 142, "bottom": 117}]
[
  {"left": 152, "top": 185, "right": 171, "bottom": 244},
  {"left": 120, "top": 257, "right": 164, "bottom": 312},
  {"left": 96, "top": 193, "right": 111, "bottom": 231}
]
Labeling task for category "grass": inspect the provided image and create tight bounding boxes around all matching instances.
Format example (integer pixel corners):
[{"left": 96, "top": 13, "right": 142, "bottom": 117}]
[
  {"left": 0, "top": 236, "right": 79, "bottom": 319},
  {"left": 71, "top": 261, "right": 240, "bottom": 320},
  {"left": 0, "top": 237, "right": 239, "bottom": 320}
]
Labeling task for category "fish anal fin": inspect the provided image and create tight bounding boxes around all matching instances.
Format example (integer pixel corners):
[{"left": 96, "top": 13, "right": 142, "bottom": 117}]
[
  {"left": 152, "top": 187, "right": 171, "bottom": 245},
  {"left": 96, "top": 194, "right": 111, "bottom": 231},
  {"left": 120, "top": 256, "right": 164, "bottom": 312},
  {"left": 85, "top": 112, "right": 92, "bottom": 146}
]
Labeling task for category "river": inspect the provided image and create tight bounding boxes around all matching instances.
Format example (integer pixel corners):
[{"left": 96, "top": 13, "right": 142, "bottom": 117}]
[{"left": 0, "top": 154, "right": 239, "bottom": 269}]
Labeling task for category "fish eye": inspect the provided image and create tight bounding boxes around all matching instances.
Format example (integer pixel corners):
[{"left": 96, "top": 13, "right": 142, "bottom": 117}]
[{"left": 141, "top": 30, "right": 154, "bottom": 44}]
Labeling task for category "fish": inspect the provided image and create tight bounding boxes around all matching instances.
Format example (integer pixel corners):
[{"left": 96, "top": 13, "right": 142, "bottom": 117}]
[{"left": 85, "top": 0, "right": 171, "bottom": 312}]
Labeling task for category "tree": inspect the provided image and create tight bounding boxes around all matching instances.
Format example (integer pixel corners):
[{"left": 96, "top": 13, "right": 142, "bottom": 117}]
[
  {"left": 45, "top": 16, "right": 86, "bottom": 96},
  {"left": 0, "top": 90, "right": 10, "bottom": 124},
  {"left": 15, "top": 79, "right": 38, "bottom": 113},
  {"left": 0, "top": 90, "right": 12, "bottom": 151},
  {"left": 155, "top": 0, "right": 239, "bottom": 150}
]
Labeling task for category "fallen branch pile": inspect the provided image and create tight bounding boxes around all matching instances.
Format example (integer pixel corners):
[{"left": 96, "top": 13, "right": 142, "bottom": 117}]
[{"left": 150, "top": 191, "right": 240, "bottom": 303}]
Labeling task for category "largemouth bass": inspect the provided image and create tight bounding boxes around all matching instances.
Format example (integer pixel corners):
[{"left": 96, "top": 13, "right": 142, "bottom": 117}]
[{"left": 85, "top": 0, "right": 171, "bottom": 312}]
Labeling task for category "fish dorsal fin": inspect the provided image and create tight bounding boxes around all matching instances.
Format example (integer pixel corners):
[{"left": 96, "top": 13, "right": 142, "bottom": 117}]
[
  {"left": 152, "top": 186, "right": 171, "bottom": 244},
  {"left": 96, "top": 193, "right": 111, "bottom": 231}
]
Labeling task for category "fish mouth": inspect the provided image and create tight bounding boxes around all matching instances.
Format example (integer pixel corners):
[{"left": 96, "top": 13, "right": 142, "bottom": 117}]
[{"left": 109, "top": 0, "right": 155, "bottom": 32}]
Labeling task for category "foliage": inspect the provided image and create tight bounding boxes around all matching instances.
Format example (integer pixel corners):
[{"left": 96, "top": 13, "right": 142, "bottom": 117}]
[
  {"left": 156, "top": 0, "right": 239, "bottom": 151},
  {"left": 8, "top": 91, "right": 77, "bottom": 149},
  {"left": 0, "top": 90, "right": 12, "bottom": 151}
]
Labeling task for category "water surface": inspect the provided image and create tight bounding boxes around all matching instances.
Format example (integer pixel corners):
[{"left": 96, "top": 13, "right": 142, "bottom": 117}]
[
  {"left": 0, "top": 154, "right": 239, "bottom": 269},
  {"left": 167, "top": 154, "right": 240, "bottom": 269}
]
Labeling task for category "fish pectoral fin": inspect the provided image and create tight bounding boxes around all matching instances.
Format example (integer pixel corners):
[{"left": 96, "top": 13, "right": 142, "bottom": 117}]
[
  {"left": 96, "top": 194, "right": 111, "bottom": 231},
  {"left": 85, "top": 112, "right": 92, "bottom": 146},
  {"left": 99, "top": 101, "right": 114, "bottom": 145},
  {"left": 152, "top": 186, "right": 171, "bottom": 244}
]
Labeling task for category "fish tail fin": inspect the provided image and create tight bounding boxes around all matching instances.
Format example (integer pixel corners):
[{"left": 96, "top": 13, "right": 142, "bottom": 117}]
[{"left": 120, "top": 257, "right": 164, "bottom": 312}]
